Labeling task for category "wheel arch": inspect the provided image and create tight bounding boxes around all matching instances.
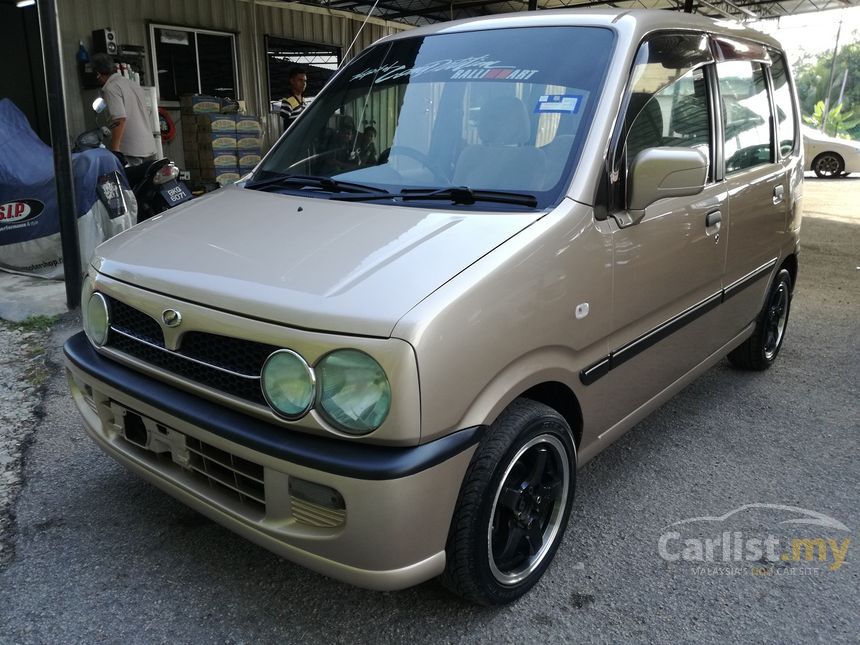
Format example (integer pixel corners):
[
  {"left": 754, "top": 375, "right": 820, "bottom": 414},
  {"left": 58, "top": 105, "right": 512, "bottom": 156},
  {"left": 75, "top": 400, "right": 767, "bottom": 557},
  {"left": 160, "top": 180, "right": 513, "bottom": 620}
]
[
  {"left": 518, "top": 381, "right": 584, "bottom": 449},
  {"left": 780, "top": 253, "right": 798, "bottom": 294}
]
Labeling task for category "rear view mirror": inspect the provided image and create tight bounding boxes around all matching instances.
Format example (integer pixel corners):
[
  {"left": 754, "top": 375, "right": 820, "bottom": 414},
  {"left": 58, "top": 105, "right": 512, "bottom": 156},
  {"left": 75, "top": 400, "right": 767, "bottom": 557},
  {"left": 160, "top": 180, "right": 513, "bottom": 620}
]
[
  {"left": 628, "top": 147, "right": 708, "bottom": 213},
  {"left": 92, "top": 97, "right": 107, "bottom": 114}
]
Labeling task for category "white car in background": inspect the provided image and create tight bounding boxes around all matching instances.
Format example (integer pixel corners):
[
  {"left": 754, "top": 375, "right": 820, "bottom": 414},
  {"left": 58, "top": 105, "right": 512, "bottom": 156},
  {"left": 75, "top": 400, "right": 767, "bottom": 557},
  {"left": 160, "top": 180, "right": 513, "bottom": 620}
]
[{"left": 802, "top": 125, "right": 860, "bottom": 178}]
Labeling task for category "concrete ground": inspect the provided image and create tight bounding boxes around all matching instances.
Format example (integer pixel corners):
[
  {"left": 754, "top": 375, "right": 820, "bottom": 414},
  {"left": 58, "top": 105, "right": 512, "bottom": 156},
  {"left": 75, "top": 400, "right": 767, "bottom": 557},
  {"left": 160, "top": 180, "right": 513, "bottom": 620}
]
[
  {"left": 0, "top": 176, "right": 857, "bottom": 643},
  {"left": 0, "top": 272, "right": 68, "bottom": 323}
]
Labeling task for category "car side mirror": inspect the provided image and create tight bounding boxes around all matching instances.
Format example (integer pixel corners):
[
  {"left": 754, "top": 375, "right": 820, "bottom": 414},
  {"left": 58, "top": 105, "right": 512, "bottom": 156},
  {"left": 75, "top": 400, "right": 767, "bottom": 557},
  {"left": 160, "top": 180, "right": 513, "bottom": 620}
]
[{"left": 627, "top": 147, "right": 708, "bottom": 213}]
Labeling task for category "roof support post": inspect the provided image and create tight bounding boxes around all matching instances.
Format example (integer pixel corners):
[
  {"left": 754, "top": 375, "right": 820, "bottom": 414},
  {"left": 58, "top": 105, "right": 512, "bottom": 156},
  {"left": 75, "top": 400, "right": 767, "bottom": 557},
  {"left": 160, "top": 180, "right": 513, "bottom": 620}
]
[
  {"left": 683, "top": 0, "right": 695, "bottom": 13},
  {"left": 37, "top": 0, "right": 81, "bottom": 308}
]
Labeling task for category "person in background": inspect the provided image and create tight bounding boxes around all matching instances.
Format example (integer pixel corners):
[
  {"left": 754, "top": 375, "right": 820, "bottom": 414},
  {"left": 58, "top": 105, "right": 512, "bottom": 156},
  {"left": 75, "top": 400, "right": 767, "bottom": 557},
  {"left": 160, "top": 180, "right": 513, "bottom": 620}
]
[
  {"left": 326, "top": 116, "right": 359, "bottom": 173},
  {"left": 280, "top": 67, "right": 308, "bottom": 130},
  {"left": 356, "top": 125, "right": 377, "bottom": 166},
  {"left": 92, "top": 53, "right": 156, "bottom": 166}
]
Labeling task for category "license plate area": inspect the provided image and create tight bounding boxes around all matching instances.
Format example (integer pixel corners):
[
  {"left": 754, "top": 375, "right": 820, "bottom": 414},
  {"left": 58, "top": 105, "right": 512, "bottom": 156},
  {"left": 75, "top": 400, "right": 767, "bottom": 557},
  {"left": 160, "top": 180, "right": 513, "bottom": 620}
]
[
  {"left": 159, "top": 180, "right": 191, "bottom": 206},
  {"left": 108, "top": 403, "right": 267, "bottom": 518},
  {"left": 112, "top": 403, "right": 192, "bottom": 470}
]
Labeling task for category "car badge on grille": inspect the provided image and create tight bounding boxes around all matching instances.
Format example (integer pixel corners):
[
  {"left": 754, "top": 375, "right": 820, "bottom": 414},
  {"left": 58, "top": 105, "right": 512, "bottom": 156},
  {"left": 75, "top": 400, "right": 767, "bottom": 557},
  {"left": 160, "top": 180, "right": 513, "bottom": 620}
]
[{"left": 161, "top": 309, "right": 182, "bottom": 328}]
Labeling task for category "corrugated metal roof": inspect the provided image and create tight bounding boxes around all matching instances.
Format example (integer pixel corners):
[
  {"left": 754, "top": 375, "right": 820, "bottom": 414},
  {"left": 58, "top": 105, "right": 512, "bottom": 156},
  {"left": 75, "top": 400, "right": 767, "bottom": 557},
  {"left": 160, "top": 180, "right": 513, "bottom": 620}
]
[{"left": 282, "top": 0, "right": 860, "bottom": 26}]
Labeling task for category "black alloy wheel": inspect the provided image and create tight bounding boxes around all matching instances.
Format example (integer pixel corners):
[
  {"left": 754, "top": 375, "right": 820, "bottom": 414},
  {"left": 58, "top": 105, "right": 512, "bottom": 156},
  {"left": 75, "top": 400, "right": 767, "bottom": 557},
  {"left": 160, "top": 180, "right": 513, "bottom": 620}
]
[
  {"left": 488, "top": 434, "right": 569, "bottom": 585},
  {"left": 728, "top": 268, "right": 793, "bottom": 370},
  {"left": 442, "top": 399, "right": 575, "bottom": 605}
]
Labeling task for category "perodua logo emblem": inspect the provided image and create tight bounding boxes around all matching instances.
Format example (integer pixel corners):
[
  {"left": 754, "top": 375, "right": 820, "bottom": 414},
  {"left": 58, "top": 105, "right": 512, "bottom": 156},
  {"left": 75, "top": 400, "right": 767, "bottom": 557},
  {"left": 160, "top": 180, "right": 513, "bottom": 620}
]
[{"left": 161, "top": 309, "right": 182, "bottom": 328}]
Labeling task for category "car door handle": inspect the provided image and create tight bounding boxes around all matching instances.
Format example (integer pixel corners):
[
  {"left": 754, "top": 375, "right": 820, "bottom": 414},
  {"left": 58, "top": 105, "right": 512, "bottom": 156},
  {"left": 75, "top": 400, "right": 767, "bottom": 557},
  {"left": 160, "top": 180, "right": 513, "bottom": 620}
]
[
  {"left": 773, "top": 185, "right": 785, "bottom": 204},
  {"left": 706, "top": 210, "right": 722, "bottom": 228}
]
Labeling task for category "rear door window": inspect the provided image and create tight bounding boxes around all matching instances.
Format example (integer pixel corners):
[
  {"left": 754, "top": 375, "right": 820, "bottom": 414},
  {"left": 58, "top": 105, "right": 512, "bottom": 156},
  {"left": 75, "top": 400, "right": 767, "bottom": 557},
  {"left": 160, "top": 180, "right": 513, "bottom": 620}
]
[
  {"left": 717, "top": 61, "right": 774, "bottom": 173},
  {"left": 769, "top": 53, "right": 797, "bottom": 158}
]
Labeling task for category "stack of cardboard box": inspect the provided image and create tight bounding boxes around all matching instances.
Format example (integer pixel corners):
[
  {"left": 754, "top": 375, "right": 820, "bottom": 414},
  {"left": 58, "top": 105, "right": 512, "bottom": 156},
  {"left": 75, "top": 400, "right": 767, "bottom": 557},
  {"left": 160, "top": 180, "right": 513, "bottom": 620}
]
[
  {"left": 180, "top": 95, "right": 263, "bottom": 187},
  {"left": 236, "top": 115, "right": 262, "bottom": 177}
]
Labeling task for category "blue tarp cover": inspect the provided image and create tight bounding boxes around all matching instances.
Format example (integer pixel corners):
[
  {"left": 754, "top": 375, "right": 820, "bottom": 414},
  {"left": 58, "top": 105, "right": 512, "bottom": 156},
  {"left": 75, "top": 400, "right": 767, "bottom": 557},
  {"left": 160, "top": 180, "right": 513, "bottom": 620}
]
[{"left": 0, "top": 98, "right": 128, "bottom": 246}]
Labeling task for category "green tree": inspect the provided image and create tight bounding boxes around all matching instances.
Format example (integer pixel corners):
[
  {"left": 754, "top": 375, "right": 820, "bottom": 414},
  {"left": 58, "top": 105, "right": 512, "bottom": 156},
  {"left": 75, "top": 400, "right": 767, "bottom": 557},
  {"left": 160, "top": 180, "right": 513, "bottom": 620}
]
[
  {"left": 802, "top": 100, "right": 860, "bottom": 139},
  {"left": 793, "top": 39, "right": 860, "bottom": 140}
]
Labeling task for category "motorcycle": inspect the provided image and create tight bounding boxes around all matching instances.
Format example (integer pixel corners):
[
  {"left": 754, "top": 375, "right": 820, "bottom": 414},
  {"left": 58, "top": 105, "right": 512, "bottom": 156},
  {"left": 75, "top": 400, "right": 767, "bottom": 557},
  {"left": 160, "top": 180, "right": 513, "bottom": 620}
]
[{"left": 74, "top": 98, "right": 192, "bottom": 221}]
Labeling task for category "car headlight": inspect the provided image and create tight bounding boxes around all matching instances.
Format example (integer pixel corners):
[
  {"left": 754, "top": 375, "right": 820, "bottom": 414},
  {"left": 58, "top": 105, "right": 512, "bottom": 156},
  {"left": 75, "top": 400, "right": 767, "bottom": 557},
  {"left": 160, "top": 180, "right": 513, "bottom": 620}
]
[
  {"left": 317, "top": 349, "right": 391, "bottom": 434},
  {"left": 84, "top": 292, "right": 110, "bottom": 347},
  {"left": 261, "top": 349, "right": 315, "bottom": 419}
]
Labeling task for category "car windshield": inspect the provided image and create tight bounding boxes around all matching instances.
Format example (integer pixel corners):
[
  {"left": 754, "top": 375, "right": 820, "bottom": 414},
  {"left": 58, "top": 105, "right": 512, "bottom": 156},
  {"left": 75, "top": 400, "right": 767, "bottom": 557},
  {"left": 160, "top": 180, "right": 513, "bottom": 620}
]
[{"left": 252, "top": 26, "right": 615, "bottom": 209}]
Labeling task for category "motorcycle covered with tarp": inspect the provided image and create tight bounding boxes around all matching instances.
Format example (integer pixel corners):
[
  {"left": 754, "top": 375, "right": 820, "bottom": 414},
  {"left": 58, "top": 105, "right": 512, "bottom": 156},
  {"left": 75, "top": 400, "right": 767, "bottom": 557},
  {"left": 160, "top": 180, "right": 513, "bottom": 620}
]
[{"left": 0, "top": 99, "right": 137, "bottom": 279}]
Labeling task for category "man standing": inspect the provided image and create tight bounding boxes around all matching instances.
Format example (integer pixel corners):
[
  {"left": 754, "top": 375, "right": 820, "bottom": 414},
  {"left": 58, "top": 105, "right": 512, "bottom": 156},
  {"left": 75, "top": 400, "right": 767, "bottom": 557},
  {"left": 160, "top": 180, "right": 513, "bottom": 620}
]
[
  {"left": 92, "top": 53, "right": 156, "bottom": 165},
  {"left": 279, "top": 67, "right": 307, "bottom": 131}
]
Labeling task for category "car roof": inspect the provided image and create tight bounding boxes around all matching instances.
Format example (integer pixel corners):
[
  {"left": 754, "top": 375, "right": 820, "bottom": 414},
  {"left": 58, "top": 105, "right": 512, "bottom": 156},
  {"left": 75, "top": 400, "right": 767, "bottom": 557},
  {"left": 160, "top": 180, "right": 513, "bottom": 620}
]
[{"left": 380, "top": 8, "right": 783, "bottom": 51}]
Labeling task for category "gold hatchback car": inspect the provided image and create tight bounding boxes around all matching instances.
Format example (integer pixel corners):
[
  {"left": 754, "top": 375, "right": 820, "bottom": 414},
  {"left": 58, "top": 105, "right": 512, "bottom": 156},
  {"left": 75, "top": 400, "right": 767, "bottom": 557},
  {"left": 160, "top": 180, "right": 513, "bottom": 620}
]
[{"left": 65, "top": 9, "right": 802, "bottom": 604}]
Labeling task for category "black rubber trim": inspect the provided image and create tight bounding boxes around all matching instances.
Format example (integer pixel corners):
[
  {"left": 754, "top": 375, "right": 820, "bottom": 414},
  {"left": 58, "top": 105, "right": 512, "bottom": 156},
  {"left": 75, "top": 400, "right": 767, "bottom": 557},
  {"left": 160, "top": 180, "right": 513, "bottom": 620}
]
[
  {"left": 579, "top": 357, "right": 610, "bottom": 386},
  {"left": 65, "top": 332, "right": 484, "bottom": 481},
  {"left": 611, "top": 293, "right": 722, "bottom": 369},
  {"left": 580, "top": 258, "right": 778, "bottom": 385},
  {"left": 723, "top": 259, "right": 777, "bottom": 301}
]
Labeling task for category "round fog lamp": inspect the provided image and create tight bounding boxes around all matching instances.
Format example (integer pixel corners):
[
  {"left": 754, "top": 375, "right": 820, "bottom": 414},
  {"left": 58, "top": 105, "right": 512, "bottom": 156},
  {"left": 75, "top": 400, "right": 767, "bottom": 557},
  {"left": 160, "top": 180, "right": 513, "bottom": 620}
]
[
  {"left": 261, "top": 349, "right": 315, "bottom": 419},
  {"left": 84, "top": 292, "right": 110, "bottom": 346}
]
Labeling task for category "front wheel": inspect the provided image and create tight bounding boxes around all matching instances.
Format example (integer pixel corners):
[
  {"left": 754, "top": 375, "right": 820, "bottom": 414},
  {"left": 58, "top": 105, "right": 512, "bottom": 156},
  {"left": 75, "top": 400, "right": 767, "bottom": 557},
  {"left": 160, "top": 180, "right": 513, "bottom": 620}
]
[
  {"left": 442, "top": 399, "right": 575, "bottom": 605},
  {"left": 728, "top": 268, "right": 792, "bottom": 370}
]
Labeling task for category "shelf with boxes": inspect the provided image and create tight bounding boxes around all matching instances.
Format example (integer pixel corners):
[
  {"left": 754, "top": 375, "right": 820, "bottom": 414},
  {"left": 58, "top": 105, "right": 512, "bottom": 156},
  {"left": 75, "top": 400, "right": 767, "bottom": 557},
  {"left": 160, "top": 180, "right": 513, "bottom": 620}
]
[{"left": 180, "top": 95, "right": 263, "bottom": 187}]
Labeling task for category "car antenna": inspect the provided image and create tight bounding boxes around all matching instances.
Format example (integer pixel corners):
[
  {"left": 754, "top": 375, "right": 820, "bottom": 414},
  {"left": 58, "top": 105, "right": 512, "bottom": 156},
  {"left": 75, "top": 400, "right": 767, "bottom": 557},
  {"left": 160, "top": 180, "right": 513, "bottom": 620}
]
[{"left": 340, "top": 0, "right": 381, "bottom": 67}]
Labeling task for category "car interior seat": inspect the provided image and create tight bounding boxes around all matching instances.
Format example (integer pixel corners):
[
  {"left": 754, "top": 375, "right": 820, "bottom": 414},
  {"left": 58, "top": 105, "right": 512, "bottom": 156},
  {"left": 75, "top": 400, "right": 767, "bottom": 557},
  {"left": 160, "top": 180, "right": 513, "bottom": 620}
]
[{"left": 453, "top": 96, "right": 547, "bottom": 192}]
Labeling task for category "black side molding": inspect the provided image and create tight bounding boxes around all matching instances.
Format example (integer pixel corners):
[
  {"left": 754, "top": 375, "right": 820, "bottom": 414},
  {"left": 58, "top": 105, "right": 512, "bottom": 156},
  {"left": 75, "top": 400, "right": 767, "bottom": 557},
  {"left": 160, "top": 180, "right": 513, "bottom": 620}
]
[
  {"left": 580, "top": 357, "right": 610, "bottom": 386},
  {"left": 611, "top": 293, "right": 722, "bottom": 370},
  {"left": 65, "top": 332, "right": 484, "bottom": 481},
  {"left": 723, "top": 259, "right": 777, "bottom": 302},
  {"left": 580, "top": 258, "right": 778, "bottom": 386}
]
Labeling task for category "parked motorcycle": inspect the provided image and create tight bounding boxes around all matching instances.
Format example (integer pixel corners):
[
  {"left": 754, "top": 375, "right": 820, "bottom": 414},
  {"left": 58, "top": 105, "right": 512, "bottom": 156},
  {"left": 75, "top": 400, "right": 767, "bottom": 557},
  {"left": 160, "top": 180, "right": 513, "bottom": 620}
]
[{"left": 74, "top": 98, "right": 191, "bottom": 221}]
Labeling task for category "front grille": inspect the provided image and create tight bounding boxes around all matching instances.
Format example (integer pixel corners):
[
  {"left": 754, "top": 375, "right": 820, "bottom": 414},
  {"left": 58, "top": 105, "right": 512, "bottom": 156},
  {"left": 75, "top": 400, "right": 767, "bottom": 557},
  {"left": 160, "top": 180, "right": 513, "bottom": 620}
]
[
  {"left": 104, "top": 296, "right": 279, "bottom": 407},
  {"left": 185, "top": 436, "right": 266, "bottom": 514},
  {"left": 111, "top": 299, "right": 164, "bottom": 346},
  {"left": 180, "top": 332, "right": 277, "bottom": 377},
  {"left": 109, "top": 331, "right": 268, "bottom": 405}
]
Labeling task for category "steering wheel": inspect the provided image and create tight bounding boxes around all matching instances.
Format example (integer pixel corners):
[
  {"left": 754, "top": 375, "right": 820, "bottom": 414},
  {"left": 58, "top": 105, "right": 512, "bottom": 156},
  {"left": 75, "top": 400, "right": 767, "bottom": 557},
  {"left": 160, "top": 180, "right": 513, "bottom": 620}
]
[{"left": 382, "top": 146, "right": 448, "bottom": 183}]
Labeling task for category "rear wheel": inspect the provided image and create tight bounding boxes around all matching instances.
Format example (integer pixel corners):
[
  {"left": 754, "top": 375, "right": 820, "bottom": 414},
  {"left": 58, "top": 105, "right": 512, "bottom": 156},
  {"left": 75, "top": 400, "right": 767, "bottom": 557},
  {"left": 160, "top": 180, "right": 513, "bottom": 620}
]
[
  {"left": 442, "top": 399, "right": 575, "bottom": 605},
  {"left": 728, "top": 268, "right": 792, "bottom": 371},
  {"left": 812, "top": 152, "right": 844, "bottom": 178}
]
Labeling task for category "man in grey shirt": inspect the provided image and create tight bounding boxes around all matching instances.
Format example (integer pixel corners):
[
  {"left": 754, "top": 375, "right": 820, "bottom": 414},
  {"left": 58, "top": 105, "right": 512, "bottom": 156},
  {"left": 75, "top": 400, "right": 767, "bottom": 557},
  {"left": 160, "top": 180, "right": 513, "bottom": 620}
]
[{"left": 92, "top": 53, "right": 157, "bottom": 166}]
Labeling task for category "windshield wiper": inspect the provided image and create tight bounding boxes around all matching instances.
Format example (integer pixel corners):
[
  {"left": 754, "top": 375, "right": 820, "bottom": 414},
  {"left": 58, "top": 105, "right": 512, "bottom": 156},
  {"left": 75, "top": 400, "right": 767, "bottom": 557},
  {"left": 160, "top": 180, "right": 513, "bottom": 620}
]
[
  {"left": 245, "top": 173, "right": 387, "bottom": 194},
  {"left": 334, "top": 186, "right": 538, "bottom": 208}
]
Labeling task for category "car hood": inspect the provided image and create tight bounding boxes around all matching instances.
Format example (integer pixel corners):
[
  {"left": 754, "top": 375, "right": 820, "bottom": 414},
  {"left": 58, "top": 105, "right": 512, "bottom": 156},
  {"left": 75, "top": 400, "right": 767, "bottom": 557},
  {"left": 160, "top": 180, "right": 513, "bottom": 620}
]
[{"left": 93, "top": 186, "right": 545, "bottom": 337}]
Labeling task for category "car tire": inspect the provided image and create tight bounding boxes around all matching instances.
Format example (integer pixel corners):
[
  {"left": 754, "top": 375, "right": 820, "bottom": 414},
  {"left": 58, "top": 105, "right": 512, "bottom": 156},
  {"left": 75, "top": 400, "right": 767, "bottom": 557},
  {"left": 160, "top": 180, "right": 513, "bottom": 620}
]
[
  {"left": 812, "top": 152, "right": 844, "bottom": 178},
  {"left": 728, "top": 268, "right": 792, "bottom": 371},
  {"left": 441, "top": 398, "right": 575, "bottom": 605}
]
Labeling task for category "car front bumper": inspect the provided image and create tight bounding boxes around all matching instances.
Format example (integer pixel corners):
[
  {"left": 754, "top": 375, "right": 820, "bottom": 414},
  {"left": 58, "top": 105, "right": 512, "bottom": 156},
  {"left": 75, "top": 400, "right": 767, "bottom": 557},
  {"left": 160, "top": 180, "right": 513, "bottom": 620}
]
[{"left": 64, "top": 331, "right": 480, "bottom": 591}]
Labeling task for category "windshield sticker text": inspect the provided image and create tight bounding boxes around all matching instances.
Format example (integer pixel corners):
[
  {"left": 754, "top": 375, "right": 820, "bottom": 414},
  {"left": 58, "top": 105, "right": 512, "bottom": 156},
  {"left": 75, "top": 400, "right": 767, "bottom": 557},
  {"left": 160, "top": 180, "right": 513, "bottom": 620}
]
[{"left": 351, "top": 55, "right": 539, "bottom": 84}]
